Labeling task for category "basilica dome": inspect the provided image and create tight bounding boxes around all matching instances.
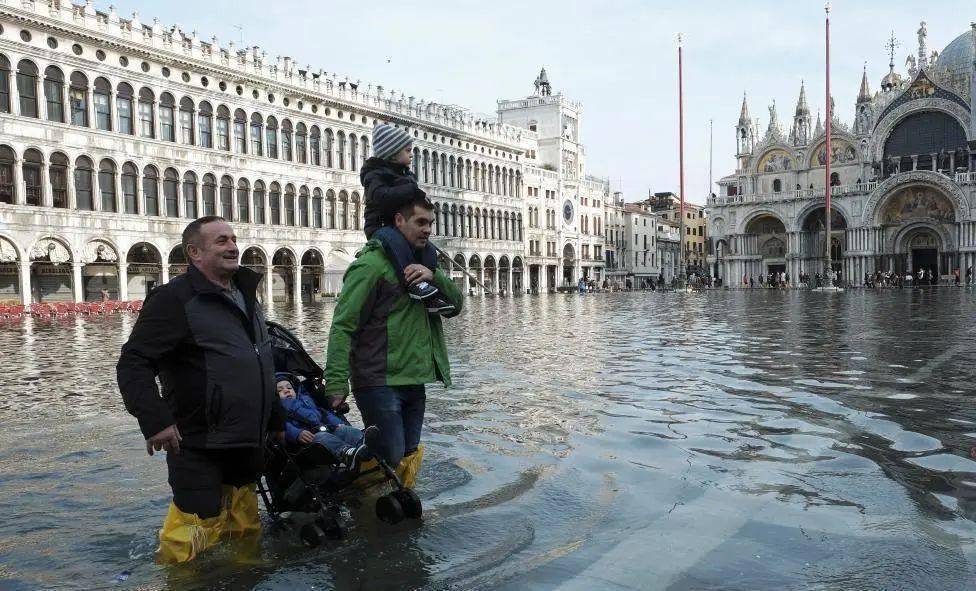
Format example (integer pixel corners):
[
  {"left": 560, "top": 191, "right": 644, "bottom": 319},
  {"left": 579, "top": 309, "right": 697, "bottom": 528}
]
[{"left": 936, "top": 29, "right": 974, "bottom": 79}]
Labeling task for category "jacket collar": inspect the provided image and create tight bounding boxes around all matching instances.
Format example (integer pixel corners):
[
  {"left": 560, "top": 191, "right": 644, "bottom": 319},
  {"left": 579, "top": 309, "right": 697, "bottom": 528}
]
[{"left": 187, "top": 263, "right": 262, "bottom": 299}]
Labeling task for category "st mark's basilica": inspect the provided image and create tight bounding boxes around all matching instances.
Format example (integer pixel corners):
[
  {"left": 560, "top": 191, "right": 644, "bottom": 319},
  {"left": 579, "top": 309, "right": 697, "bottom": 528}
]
[{"left": 707, "top": 22, "right": 976, "bottom": 287}]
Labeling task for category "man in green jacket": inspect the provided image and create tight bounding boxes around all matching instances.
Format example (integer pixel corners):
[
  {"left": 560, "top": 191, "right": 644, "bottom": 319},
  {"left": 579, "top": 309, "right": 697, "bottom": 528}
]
[{"left": 324, "top": 195, "right": 463, "bottom": 470}]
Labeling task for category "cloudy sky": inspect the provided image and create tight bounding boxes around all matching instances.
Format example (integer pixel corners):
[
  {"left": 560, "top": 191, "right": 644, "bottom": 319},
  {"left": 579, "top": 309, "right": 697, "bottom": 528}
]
[{"left": 123, "top": 1, "right": 968, "bottom": 205}]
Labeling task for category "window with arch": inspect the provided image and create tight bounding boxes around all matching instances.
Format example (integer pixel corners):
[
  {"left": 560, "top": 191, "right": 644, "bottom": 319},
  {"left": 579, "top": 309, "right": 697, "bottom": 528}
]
[
  {"left": 772, "top": 178, "right": 782, "bottom": 193},
  {"left": 337, "top": 132, "right": 346, "bottom": 170},
  {"left": 159, "top": 93, "right": 175, "bottom": 141},
  {"left": 250, "top": 113, "right": 264, "bottom": 156},
  {"left": 182, "top": 171, "right": 198, "bottom": 218},
  {"left": 338, "top": 191, "right": 348, "bottom": 230},
  {"left": 326, "top": 189, "right": 336, "bottom": 229},
  {"left": 122, "top": 162, "right": 138, "bottom": 213},
  {"left": 68, "top": 71, "right": 87, "bottom": 126},
  {"left": 142, "top": 165, "right": 159, "bottom": 216},
  {"left": 265, "top": 116, "right": 279, "bottom": 159},
  {"left": 163, "top": 168, "right": 179, "bottom": 217},
  {"left": 351, "top": 192, "right": 361, "bottom": 230},
  {"left": 295, "top": 123, "right": 307, "bottom": 164},
  {"left": 0, "top": 146, "right": 13, "bottom": 203},
  {"left": 361, "top": 136, "right": 369, "bottom": 167},
  {"left": 233, "top": 109, "right": 246, "bottom": 153},
  {"left": 0, "top": 55, "right": 10, "bottom": 113},
  {"left": 237, "top": 178, "right": 250, "bottom": 222},
  {"left": 309, "top": 126, "right": 320, "bottom": 166},
  {"left": 23, "top": 149, "right": 42, "bottom": 206},
  {"left": 98, "top": 159, "right": 117, "bottom": 212},
  {"left": 202, "top": 174, "right": 217, "bottom": 216},
  {"left": 74, "top": 155, "right": 94, "bottom": 210},
  {"left": 281, "top": 119, "right": 293, "bottom": 162},
  {"left": 179, "top": 97, "right": 195, "bottom": 145},
  {"left": 16, "top": 60, "right": 38, "bottom": 118},
  {"left": 197, "top": 101, "right": 213, "bottom": 148},
  {"left": 440, "top": 154, "right": 447, "bottom": 187},
  {"left": 430, "top": 151, "right": 438, "bottom": 184},
  {"left": 448, "top": 156, "right": 456, "bottom": 187},
  {"left": 412, "top": 147, "right": 420, "bottom": 178},
  {"left": 137, "top": 87, "right": 154, "bottom": 137},
  {"left": 220, "top": 175, "right": 233, "bottom": 220},
  {"left": 43, "top": 66, "right": 65, "bottom": 122},
  {"left": 50, "top": 152, "right": 68, "bottom": 208},
  {"left": 93, "top": 77, "right": 111, "bottom": 130},
  {"left": 349, "top": 134, "right": 358, "bottom": 171},
  {"left": 252, "top": 180, "right": 266, "bottom": 224},
  {"left": 324, "top": 129, "right": 334, "bottom": 167},
  {"left": 299, "top": 186, "right": 309, "bottom": 227},
  {"left": 312, "top": 188, "right": 323, "bottom": 228},
  {"left": 284, "top": 184, "right": 296, "bottom": 225},
  {"left": 116, "top": 82, "right": 134, "bottom": 134},
  {"left": 269, "top": 182, "right": 281, "bottom": 225}
]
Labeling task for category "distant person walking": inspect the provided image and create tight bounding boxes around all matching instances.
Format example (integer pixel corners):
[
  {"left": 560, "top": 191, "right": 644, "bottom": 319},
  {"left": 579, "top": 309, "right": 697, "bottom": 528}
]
[{"left": 116, "top": 216, "right": 285, "bottom": 563}]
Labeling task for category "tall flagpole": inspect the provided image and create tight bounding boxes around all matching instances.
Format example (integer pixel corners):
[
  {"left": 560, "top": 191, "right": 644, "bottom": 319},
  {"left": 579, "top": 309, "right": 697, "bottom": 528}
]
[
  {"left": 678, "top": 33, "right": 686, "bottom": 284},
  {"left": 823, "top": 2, "right": 834, "bottom": 288}
]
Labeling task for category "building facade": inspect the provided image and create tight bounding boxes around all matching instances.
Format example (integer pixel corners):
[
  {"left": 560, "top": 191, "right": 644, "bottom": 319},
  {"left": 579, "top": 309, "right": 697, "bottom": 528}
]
[
  {"left": 706, "top": 23, "right": 976, "bottom": 287},
  {"left": 643, "top": 192, "right": 707, "bottom": 275},
  {"left": 0, "top": 2, "right": 619, "bottom": 306}
]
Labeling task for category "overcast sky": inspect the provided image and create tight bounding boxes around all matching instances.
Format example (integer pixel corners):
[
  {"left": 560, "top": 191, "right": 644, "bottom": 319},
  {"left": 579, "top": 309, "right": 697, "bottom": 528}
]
[{"left": 123, "top": 1, "right": 968, "bottom": 205}]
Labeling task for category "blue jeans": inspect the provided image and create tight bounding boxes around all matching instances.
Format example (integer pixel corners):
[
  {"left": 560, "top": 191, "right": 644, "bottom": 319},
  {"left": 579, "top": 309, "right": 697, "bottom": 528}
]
[
  {"left": 312, "top": 425, "right": 363, "bottom": 459},
  {"left": 372, "top": 226, "right": 438, "bottom": 286},
  {"left": 353, "top": 385, "right": 426, "bottom": 467}
]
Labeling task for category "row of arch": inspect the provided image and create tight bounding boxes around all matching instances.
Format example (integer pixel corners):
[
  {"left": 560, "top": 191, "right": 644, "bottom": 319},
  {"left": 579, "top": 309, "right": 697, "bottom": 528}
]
[
  {"left": 413, "top": 146, "right": 522, "bottom": 197},
  {"left": 0, "top": 54, "right": 526, "bottom": 190},
  {"left": 430, "top": 201, "right": 523, "bottom": 242},
  {"left": 0, "top": 144, "right": 367, "bottom": 230},
  {"left": 0, "top": 55, "right": 370, "bottom": 170}
]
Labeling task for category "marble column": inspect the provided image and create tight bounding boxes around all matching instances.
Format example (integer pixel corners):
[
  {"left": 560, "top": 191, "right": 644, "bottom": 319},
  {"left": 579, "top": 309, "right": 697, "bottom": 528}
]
[
  {"left": 66, "top": 162, "right": 76, "bottom": 210},
  {"left": 118, "top": 262, "right": 128, "bottom": 301},
  {"left": 72, "top": 261, "right": 83, "bottom": 303},
  {"left": 161, "top": 264, "right": 170, "bottom": 285},
  {"left": 12, "top": 157, "right": 23, "bottom": 205},
  {"left": 265, "top": 262, "right": 274, "bottom": 305},
  {"left": 292, "top": 264, "right": 302, "bottom": 303},
  {"left": 18, "top": 260, "right": 31, "bottom": 306},
  {"left": 506, "top": 266, "right": 513, "bottom": 297}
]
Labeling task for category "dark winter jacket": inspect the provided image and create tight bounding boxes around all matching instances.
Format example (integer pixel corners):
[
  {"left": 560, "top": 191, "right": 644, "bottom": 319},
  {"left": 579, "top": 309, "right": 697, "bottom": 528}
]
[
  {"left": 116, "top": 264, "right": 285, "bottom": 449},
  {"left": 360, "top": 157, "right": 427, "bottom": 238},
  {"left": 280, "top": 393, "right": 346, "bottom": 444}
]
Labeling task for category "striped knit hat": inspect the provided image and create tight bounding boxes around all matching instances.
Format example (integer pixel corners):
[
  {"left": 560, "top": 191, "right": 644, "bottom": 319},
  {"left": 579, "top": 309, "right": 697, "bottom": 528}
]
[{"left": 372, "top": 123, "right": 413, "bottom": 161}]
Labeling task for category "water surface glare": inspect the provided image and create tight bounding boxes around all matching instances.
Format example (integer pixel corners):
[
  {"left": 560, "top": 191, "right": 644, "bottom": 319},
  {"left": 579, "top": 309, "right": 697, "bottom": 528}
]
[{"left": 1, "top": 290, "right": 975, "bottom": 590}]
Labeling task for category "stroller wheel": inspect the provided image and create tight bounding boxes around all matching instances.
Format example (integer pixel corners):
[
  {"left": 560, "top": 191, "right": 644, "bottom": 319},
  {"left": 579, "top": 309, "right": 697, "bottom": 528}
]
[
  {"left": 300, "top": 522, "right": 326, "bottom": 547},
  {"left": 316, "top": 515, "right": 344, "bottom": 540},
  {"left": 393, "top": 488, "right": 423, "bottom": 519},
  {"left": 375, "top": 493, "right": 405, "bottom": 524}
]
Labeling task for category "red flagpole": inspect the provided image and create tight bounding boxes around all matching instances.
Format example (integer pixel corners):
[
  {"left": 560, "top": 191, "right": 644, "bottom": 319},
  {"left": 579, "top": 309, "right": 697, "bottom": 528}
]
[
  {"left": 824, "top": 3, "right": 833, "bottom": 287},
  {"left": 678, "top": 33, "right": 686, "bottom": 282}
]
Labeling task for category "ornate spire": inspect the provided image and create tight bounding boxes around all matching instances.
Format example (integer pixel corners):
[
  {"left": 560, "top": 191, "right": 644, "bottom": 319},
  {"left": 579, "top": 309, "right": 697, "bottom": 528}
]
[
  {"left": 795, "top": 80, "right": 810, "bottom": 116},
  {"left": 857, "top": 64, "right": 871, "bottom": 103},
  {"left": 917, "top": 21, "right": 928, "bottom": 70},
  {"left": 738, "top": 92, "right": 750, "bottom": 125},
  {"left": 814, "top": 111, "right": 824, "bottom": 136},
  {"left": 767, "top": 100, "right": 780, "bottom": 134}
]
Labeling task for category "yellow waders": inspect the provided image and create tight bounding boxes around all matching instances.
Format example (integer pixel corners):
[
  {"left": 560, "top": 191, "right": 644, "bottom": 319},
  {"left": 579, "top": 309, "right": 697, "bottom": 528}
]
[
  {"left": 156, "top": 485, "right": 261, "bottom": 564},
  {"left": 354, "top": 444, "right": 425, "bottom": 491}
]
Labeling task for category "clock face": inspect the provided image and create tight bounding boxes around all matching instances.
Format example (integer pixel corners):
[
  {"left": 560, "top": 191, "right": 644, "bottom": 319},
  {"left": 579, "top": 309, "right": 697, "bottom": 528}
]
[{"left": 562, "top": 200, "right": 574, "bottom": 223}]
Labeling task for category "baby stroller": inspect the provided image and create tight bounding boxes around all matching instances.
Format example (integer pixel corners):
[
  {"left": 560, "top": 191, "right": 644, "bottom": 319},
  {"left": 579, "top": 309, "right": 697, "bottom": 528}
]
[{"left": 258, "top": 321, "right": 423, "bottom": 547}]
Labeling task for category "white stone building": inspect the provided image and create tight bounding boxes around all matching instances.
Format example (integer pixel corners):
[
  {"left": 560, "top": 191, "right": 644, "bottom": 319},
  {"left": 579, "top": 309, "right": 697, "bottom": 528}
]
[
  {"left": 0, "top": 0, "right": 551, "bottom": 305},
  {"left": 707, "top": 23, "right": 976, "bottom": 287}
]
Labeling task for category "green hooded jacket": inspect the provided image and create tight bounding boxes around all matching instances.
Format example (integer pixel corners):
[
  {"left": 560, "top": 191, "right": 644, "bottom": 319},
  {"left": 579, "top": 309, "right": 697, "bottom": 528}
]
[{"left": 323, "top": 240, "right": 464, "bottom": 397}]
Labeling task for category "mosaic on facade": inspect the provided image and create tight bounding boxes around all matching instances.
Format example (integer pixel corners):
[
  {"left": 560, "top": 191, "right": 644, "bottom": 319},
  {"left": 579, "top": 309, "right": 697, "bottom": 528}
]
[{"left": 881, "top": 186, "right": 955, "bottom": 225}]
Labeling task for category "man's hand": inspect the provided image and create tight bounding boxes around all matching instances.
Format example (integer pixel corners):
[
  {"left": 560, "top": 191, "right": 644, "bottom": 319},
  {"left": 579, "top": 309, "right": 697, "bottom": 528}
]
[
  {"left": 404, "top": 264, "right": 434, "bottom": 286},
  {"left": 146, "top": 424, "right": 181, "bottom": 456},
  {"left": 298, "top": 430, "right": 315, "bottom": 445}
]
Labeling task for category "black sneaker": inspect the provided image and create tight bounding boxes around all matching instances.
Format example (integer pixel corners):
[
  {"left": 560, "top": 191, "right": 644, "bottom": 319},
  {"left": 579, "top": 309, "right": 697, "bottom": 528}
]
[
  {"left": 407, "top": 281, "right": 439, "bottom": 300},
  {"left": 425, "top": 296, "right": 456, "bottom": 315},
  {"left": 344, "top": 425, "right": 380, "bottom": 471}
]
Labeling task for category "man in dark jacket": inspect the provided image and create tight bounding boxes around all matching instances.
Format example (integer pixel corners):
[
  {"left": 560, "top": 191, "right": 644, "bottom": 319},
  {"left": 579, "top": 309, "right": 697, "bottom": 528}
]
[{"left": 116, "top": 216, "right": 284, "bottom": 563}]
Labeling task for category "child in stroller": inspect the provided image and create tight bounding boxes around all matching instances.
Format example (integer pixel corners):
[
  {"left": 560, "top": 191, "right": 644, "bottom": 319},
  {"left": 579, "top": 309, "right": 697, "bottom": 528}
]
[
  {"left": 260, "top": 322, "right": 423, "bottom": 547},
  {"left": 275, "top": 372, "right": 373, "bottom": 470}
]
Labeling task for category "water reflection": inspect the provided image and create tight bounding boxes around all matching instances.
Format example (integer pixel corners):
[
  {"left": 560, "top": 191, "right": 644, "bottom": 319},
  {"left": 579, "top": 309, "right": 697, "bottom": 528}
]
[{"left": 0, "top": 290, "right": 974, "bottom": 589}]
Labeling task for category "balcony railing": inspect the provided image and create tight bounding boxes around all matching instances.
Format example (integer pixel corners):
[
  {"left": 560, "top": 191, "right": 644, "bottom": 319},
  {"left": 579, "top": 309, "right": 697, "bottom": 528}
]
[{"left": 708, "top": 182, "right": 878, "bottom": 207}]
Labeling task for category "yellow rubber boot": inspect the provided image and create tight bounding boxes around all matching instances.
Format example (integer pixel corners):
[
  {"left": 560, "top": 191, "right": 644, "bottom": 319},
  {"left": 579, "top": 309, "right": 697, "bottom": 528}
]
[
  {"left": 157, "top": 502, "right": 226, "bottom": 564},
  {"left": 222, "top": 484, "right": 261, "bottom": 539},
  {"left": 397, "top": 445, "right": 424, "bottom": 489}
]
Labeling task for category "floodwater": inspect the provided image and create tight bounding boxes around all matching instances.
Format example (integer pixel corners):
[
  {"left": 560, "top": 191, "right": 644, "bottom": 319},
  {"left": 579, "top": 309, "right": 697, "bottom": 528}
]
[{"left": 1, "top": 289, "right": 975, "bottom": 590}]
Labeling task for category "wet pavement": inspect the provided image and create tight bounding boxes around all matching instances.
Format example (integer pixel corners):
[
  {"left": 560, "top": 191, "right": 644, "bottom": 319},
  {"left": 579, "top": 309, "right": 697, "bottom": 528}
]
[{"left": 0, "top": 289, "right": 974, "bottom": 590}]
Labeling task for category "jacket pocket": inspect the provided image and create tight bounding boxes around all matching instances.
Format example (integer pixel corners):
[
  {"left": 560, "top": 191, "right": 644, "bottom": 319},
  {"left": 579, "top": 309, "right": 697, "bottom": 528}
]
[{"left": 206, "top": 384, "right": 223, "bottom": 430}]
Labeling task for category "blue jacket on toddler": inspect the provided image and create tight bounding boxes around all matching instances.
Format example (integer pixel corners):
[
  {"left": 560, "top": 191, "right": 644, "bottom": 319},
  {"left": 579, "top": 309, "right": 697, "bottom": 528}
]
[{"left": 281, "top": 393, "right": 347, "bottom": 445}]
